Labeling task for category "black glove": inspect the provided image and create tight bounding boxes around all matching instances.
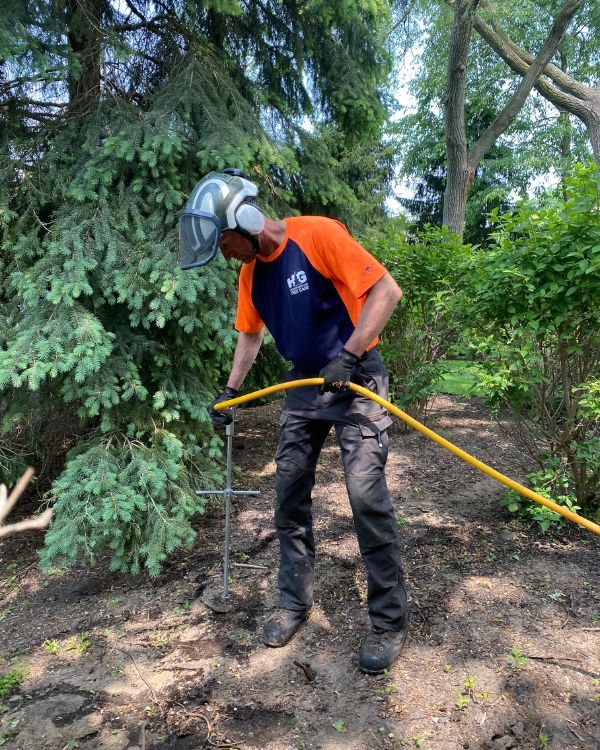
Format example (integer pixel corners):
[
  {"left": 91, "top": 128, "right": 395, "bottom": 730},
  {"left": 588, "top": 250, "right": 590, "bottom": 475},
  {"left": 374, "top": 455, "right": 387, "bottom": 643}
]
[
  {"left": 208, "top": 386, "right": 239, "bottom": 425},
  {"left": 318, "top": 348, "right": 360, "bottom": 395}
]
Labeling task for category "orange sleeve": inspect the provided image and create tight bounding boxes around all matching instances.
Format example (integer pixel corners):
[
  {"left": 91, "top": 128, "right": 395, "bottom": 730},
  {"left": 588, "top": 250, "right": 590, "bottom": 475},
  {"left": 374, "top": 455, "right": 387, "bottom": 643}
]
[
  {"left": 284, "top": 217, "right": 389, "bottom": 351},
  {"left": 235, "top": 262, "right": 264, "bottom": 333},
  {"left": 310, "top": 219, "right": 388, "bottom": 298}
]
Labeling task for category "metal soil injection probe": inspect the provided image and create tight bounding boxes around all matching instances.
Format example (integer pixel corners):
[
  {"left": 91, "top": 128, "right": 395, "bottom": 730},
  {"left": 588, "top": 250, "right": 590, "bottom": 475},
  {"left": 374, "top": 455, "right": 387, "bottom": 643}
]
[{"left": 196, "top": 408, "right": 260, "bottom": 605}]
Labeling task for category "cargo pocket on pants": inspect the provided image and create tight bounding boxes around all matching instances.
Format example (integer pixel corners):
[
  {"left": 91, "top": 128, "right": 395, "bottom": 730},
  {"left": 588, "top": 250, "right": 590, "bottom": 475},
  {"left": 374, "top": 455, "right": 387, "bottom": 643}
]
[{"left": 358, "top": 413, "right": 393, "bottom": 447}]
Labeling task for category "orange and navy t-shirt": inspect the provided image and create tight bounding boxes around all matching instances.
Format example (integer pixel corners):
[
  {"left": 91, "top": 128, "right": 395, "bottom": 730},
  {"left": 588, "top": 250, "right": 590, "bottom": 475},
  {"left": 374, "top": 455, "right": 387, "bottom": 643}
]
[{"left": 235, "top": 216, "right": 388, "bottom": 372}]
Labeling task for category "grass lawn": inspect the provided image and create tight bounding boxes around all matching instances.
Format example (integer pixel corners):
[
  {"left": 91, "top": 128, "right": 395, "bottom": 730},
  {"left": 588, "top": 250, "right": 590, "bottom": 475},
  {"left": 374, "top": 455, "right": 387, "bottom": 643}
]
[{"left": 436, "top": 359, "right": 483, "bottom": 396}]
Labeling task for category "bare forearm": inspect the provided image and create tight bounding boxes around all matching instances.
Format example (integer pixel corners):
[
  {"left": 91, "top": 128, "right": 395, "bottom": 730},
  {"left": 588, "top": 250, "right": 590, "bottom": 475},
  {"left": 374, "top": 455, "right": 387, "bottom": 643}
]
[
  {"left": 227, "top": 329, "right": 265, "bottom": 390},
  {"left": 343, "top": 273, "right": 402, "bottom": 357}
]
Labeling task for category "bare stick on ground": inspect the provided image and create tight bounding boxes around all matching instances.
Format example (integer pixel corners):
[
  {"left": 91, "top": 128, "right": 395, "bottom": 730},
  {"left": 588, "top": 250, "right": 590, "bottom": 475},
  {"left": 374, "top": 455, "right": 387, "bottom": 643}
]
[
  {"left": 0, "top": 467, "right": 53, "bottom": 539},
  {"left": 293, "top": 659, "right": 314, "bottom": 682}
]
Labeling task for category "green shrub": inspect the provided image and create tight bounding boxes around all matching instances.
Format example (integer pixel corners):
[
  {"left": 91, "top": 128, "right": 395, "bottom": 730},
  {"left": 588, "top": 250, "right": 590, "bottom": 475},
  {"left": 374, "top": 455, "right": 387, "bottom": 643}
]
[
  {"left": 463, "top": 163, "right": 600, "bottom": 522},
  {"left": 366, "top": 221, "right": 472, "bottom": 426},
  {"left": 500, "top": 459, "right": 581, "bottom": 531}
]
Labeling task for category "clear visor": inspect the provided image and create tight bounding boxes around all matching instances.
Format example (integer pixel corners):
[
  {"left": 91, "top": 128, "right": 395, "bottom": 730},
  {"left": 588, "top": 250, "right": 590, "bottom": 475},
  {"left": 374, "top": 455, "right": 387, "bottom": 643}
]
[{"left": 179, "top": 210, "right": 221, "bottom": 269}]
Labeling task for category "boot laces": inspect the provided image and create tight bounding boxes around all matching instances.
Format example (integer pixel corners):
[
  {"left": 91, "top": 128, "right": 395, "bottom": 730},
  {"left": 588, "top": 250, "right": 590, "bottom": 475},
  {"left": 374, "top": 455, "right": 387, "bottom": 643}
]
[
  {"left": 370, "top": 628, "right": 390, "bottom": 651},
  {"left": 269, "top": 607, "right": 298, "bottom": 624}
]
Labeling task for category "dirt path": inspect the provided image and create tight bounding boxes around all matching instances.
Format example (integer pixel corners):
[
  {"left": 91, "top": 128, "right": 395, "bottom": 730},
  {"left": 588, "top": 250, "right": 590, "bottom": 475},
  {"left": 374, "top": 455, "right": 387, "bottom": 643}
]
[{"left": 1, "top": 395, "right": 599, "bottom": 750}]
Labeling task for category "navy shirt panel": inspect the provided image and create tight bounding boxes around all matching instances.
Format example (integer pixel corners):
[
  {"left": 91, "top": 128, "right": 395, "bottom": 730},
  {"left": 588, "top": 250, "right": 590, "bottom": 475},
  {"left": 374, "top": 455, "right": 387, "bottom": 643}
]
[{"left": 250, "top": 239, "right": 355, "bottom": 372}]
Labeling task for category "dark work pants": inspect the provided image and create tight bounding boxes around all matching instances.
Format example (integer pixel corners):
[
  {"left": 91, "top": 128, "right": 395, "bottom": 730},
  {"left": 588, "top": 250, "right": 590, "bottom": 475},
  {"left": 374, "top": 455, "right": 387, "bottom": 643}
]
[{"left": 273, "top": 349, "right": 409, "bottom": 632}]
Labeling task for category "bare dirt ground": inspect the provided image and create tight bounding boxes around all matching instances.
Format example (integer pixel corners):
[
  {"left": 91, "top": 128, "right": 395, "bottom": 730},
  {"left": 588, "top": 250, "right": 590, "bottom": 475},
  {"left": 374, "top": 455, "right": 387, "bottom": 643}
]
[{"left": 1, "top": 394, "right": 600, "bottom": 750}]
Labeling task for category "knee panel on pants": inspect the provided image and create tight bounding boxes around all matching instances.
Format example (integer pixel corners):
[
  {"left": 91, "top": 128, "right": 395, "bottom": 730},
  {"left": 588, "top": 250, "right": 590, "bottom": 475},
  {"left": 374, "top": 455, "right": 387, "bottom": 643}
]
[
  {"left": 346, "top": 473, "right": 397, "bottom": 548},
  {"left": 275, "top": 465, "right": 315, "bottom": 528}
]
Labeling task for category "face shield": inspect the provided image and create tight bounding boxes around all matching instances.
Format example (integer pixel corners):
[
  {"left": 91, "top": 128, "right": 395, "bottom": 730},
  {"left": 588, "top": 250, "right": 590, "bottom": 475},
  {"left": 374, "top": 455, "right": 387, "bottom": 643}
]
[{"left": 179, "top": 210, "right": 222, "bottom": 269}]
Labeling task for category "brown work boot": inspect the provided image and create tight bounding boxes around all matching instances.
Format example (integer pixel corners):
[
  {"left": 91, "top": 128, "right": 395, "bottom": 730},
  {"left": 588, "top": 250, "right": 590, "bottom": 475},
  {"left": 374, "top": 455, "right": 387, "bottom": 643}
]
[{"left": 262, "top": 604, "right": 312, "bottom": 647}]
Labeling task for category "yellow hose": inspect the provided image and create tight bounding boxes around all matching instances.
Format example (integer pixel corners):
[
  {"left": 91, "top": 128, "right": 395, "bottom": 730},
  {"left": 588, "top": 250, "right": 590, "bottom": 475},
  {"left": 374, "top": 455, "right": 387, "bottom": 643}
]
[{"left": 215, "top": 378, "right": 600, "bottom": 537}]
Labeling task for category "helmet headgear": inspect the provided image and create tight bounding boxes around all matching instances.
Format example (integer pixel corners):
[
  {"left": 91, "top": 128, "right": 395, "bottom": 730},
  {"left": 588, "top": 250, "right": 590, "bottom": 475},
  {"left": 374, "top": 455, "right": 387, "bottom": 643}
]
[{"left": 180, "top": 168, "right": 265, "bottom": 269}]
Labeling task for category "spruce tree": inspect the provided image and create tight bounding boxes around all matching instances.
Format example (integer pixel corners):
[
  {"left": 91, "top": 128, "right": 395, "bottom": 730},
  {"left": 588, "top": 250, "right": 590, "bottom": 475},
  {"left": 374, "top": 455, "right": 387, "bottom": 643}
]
[{"left": 0, "top": 0, "right": 394, "bottom": 573}]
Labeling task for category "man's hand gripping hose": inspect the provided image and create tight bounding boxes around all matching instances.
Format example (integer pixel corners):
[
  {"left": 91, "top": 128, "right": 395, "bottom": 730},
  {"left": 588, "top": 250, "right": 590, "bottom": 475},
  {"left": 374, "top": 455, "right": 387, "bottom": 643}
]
[
  {"left": 318, "top": 348, "right": 360, "bottom": 394},
  {"left": 214, "top": 378, "right": 600, "bottom": 538}
]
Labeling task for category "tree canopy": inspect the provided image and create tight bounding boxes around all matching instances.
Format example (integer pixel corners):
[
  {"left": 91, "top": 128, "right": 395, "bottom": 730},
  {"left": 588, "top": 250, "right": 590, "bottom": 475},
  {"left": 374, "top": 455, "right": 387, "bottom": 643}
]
[{"left": 392, "top": 0, "right": 596, "bottom": 238}]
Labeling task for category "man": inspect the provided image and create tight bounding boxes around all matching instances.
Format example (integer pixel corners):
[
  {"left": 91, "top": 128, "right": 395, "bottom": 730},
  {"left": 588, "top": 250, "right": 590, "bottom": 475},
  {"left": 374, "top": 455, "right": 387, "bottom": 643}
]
[{"left": 180, "top": 169, "right": 409, "bottom": 673}]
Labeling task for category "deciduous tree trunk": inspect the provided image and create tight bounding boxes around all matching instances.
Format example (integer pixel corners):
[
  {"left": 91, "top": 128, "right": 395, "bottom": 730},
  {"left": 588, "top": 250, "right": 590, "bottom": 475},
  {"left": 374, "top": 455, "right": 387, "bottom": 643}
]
[
  {"left": 442, "top": 0, "right": 585, "bottom": 238},
  {"left": 558, "top": 52, "right": 572, "bottom": 200},
  {"left": 442, "top": 0, "right": 479, "bottom": 238}
]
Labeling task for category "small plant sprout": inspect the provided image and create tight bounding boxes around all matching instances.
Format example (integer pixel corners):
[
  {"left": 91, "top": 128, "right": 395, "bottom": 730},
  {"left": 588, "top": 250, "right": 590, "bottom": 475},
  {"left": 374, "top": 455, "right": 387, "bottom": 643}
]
[
  {"left": 65, "top": 632, "right": 90, "bottom": 653},
  {"left": 456, "top": 694, "right": 470, "bottom": 709},
  {"left": 331, "top": 719, "right": 344, "bottom": 732},
  {"left": 153, "top": 632, "right": 169, "bottom": 646},
  {"left": 444, "top": 664, "right": 451, "bottom": 673},
  {"left": 0, "top": 668, "right": 26, "bottom": 697},
  {"left": 44, "top": 640, "right": 59, "bottom": 655},
  {"left": 507, "top": 646, "right": 529, "bottom": 665}
]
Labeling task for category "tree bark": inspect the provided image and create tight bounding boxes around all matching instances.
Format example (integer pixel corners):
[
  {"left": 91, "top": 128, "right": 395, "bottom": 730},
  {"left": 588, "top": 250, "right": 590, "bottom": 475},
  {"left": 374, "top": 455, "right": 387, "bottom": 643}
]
[
  {"left": 473, "top": 5, "right": 600, "bottom": 165},
  {"left": 67, "top": 0, "right": 103, "bottom": 109},
  {"left": 558, "top": 52, "right": 572, "bottom": 201},
  {"left": 443, "top": 0, "right": 480, "bottom": 237},
  {"left": 442, "top": 0, "right": 585, "bottom": 238}
]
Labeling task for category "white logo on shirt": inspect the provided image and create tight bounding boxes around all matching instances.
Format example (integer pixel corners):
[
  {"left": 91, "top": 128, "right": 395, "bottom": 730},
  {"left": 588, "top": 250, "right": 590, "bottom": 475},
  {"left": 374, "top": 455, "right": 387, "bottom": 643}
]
[{"left": 287, "top": 270, "right": 309, "bottom": 295}]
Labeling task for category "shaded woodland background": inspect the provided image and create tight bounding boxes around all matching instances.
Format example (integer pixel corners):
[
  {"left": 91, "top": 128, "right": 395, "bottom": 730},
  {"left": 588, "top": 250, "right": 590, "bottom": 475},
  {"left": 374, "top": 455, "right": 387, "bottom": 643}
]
[{"left": 1, "top": 0, "right": 599, "bottom": 573}]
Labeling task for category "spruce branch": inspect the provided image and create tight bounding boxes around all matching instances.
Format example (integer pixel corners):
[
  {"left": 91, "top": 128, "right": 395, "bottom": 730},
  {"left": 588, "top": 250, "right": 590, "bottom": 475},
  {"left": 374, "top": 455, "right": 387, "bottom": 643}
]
[{"left": 110, "top": 14, "right": 172, "bottom": 33}]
